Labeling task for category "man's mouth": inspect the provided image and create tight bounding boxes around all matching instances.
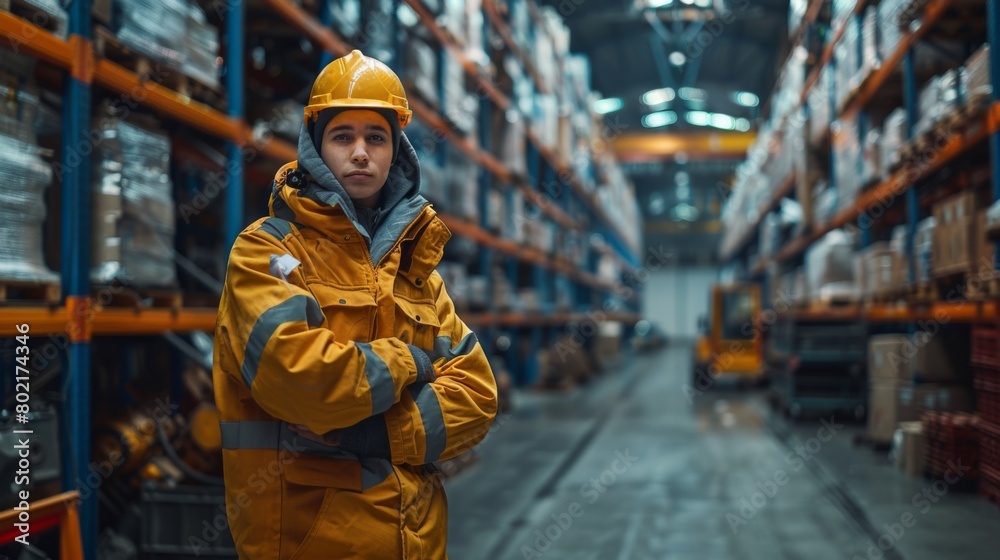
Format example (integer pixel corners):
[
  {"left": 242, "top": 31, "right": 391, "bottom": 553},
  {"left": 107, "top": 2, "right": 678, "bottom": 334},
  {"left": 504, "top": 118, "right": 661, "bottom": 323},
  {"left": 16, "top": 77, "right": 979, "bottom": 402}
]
[{"left": 346, "top": 170, "right": 373, "bottom": 178}]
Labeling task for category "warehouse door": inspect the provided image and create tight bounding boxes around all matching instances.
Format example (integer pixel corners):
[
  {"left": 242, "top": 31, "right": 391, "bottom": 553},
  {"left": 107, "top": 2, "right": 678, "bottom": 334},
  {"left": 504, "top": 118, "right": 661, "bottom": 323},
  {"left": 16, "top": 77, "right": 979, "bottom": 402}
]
[{"left": 645, "top": 267, "right": 716, "bottom": 340}]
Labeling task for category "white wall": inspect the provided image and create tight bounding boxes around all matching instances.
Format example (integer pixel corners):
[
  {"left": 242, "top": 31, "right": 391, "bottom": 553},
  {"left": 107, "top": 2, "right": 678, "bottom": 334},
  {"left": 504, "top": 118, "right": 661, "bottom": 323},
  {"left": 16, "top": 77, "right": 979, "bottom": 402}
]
[{"left": 643, "top": 266, "right": 717, "bottom": 340}]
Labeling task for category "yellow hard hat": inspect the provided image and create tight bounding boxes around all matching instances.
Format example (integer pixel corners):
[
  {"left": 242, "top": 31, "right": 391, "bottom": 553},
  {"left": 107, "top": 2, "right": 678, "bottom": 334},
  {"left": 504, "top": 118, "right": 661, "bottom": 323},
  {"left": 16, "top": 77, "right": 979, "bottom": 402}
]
[{"left": 304, "top": 50, "right": 412, "bottom": 129}]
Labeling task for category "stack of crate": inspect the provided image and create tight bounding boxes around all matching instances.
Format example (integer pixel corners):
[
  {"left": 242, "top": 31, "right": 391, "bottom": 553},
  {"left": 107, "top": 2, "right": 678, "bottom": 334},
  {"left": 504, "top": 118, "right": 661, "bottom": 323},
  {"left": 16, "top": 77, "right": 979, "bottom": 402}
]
[
  {"left": 921, "top": 412, "right": 980, "bottom": 482},
  {"left": 972, "top": 324, "right": 1000, "bottom": 503}
]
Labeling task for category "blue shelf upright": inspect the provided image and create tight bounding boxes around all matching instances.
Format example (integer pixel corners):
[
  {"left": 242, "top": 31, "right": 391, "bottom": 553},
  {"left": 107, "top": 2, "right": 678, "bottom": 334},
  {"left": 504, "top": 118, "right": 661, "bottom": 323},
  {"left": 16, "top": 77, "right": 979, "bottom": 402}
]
[
  {"left": 61, "top": 0, "right": 95, "bottom": 557},
  {"left": 224, "top": 1, "right": 246, "bottom": 252}
]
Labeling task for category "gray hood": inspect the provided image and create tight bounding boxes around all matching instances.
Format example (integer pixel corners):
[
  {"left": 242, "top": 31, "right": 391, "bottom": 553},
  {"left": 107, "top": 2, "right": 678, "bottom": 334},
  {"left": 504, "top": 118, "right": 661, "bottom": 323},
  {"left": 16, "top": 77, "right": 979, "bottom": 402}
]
[{"left": 292, "top": 122, "right": 429, "bottom": 265}]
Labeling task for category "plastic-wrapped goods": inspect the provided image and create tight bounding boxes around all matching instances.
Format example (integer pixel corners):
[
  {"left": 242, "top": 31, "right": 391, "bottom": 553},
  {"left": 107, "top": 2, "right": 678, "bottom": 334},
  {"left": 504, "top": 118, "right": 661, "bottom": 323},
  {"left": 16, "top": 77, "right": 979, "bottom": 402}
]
[
  {"left": 0, "top": 82, "right": 41, "bottom": 147},
  {"left": 0, "top": 123, "right": 59, "bottom": 284},
  {"left": 834, "top": 119, "right": 861, "bottom": 209},
  {"left": 91, "top": 113, "right": 177, "bottom": 288},
  {"left": 327, "top": 0, "right": 361, "bottom": 41},
  {"left": 494, "top": 110, "right": 526, "bottom": 177},
  {"left": 447, "top": 147, "right": 479, "bottom": 222},
  {"left": 861, "top": 127, "right": 883, "bottom": 187},
  {"left": 534, "top": 94, "right": 560, "bottom": 149},
  {"left": 15, "top": 0, "right": 68, "bottom": 38},
  {"left": 441, "top": 55, "right": 477, "bottom": 134},
  {"left": 832, "top": 0, "right": 859, "bottom": 34},
  {"left": 964, "top": 44, "right": 992, "bottom": 100},
  {"left": 402, "top": 34, "right": 439, "bottom": 109},
  {"left": 563, "top": 55, "right": 592, "bottom": 114},
  {"left": 486, "top": 189, "right": 505, "bottom": 233},
  {"left": 359, "top": 0, "right": 396, "bottom": 67},
  {"left": 436, "top": 263, "right": 468, "bottom": 309},
  {"left": 507, "top": 189, "right": 525, "bottom": 245},
  {"left": 788, "top": 0, "right": 808, "bottom": 34},
  {"left": 112, "top": 0, "right": 188, "bottom": 69},
  {"left": 760, "top": 213, "right": 782, "bottom": 258},
  {"left": 813, "top": 181, "right": 837, "bottom": 228},
  {"left": 805, "top": 229, "right": 857, "bottom": 302},
  {"left": 859, "top": 243, "right": 894, "bottom": 298},
  {"left": 807, "top": 66, "right": 832, "bottom": 146},
  {"left": 878, "top": 0, "right": 905, "bottom": 61},
  {"left": 860, "top": 6, "right": 880, "bottom": 82},
  {"left": 181, "top": 2, "right": 219, "bottom": 89},
  {"left": 914, "top": 75, "right": 942, "bottom": 137},
  {"left": 834, "top": 21, "right": 860, "bottom": 110},
  {"left": 914, "top": 217, "right": 935, "bottom": 283},
  {"left": 881, "top": 108, "right": 907, "bottom": 174}
]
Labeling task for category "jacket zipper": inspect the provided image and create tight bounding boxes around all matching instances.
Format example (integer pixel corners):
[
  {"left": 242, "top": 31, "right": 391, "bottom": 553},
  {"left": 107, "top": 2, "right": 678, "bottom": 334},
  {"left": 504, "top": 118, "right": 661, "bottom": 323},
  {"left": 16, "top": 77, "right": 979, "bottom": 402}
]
[{"left": 364, "top": 205, "right": 433, "bottom": 342}]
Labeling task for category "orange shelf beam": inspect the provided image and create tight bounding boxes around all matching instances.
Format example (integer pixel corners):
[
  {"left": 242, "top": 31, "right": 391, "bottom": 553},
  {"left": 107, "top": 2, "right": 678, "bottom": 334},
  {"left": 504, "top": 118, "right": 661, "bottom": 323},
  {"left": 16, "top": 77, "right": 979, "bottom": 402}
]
[
  {"left": 90, "top": 308, "right": 218, "bottom": 335},
  {"left": 840, "top": 0, "right": 954, "bottom": 122},
  {"left": 93, "top": 60, "right": 243, "bottom": 141},
  {"left": 778, "top": 301, "right": 998, "bottom": 323},
  {"left": 0, "top": 307, "right": 70, "bottom": 337},
  {"left": 257, "top": 136, "right": 298, "bottom": 163},
  {"left": 0, "top": 11, "right": 74, "bottom": 70}
]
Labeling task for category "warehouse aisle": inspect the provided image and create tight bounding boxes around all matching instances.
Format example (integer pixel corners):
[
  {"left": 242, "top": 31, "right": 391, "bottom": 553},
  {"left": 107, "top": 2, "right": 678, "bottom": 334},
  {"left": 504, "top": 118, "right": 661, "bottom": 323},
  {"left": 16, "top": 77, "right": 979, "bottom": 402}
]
[{"left": 445, "top": 345, "right": 1000, "bottom": 560}]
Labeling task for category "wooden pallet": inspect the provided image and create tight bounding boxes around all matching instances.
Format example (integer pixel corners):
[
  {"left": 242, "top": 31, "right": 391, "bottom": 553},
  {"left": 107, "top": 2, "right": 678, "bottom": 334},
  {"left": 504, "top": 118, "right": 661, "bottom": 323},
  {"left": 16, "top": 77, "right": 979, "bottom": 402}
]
[
  {"left": 93, "top": 26, "right": 188, "bottom": 92},
  {"left": 93, "top": 25, "right": 224, "bottom": 108},
  {"left": 0, "top": 0, "right": 68, "bottom": 37},
  {"left": 0, "top": 279, "right": 60, "bottom": 305},
  {"left": 91, "top": 283, "right": 182, "bottom": 312}
]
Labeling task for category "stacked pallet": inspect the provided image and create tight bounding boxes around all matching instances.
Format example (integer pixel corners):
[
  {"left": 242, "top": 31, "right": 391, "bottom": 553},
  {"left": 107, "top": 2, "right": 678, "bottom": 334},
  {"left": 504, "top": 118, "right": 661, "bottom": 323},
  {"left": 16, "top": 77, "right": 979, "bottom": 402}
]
[{"left": 972, "top": 324, "right": 1000, "bottom": 504}]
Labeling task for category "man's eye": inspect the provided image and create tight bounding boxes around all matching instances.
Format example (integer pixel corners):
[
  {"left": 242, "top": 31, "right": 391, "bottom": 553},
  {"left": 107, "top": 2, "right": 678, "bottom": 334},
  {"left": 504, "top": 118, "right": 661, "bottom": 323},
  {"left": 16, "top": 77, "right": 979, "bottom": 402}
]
[
  {"left": 334, "top": 134, "right": 350, "bottom": 141},
  {"left": 369, "top": 134, "right": 385, "bottom": 142}
]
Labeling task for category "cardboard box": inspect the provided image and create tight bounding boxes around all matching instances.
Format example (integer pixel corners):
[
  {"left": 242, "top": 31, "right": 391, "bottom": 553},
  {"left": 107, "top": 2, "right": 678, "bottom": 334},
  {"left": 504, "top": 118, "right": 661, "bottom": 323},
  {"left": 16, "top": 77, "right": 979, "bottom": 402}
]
[
  {"left": 907, "top": 332, "right": 966, "bottom": 382},
  {"left": 977, "top": 208, "right": 995, "bottom": 272},
  {"left": 869, "top": 334, "right": 909, "bottom": 381},
  {"left": 895, "top": 421, "right": 927, "bottom": 477},
  {"left": 868, "top": 380, "right": 905, "bottom": 443}
]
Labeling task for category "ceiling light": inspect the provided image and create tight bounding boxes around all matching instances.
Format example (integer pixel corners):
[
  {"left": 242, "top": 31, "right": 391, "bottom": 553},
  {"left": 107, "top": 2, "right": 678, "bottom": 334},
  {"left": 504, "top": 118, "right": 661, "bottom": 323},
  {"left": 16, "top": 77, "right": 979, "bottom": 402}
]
[
  {"left": 710, "top": 113, "right": 736, "bottom": 130},
  {"left": 642, "top": 110, "right": 678, "bottom": 128},
  {"left": 679, "top": 87, "right": 707, "bottom": 101},
  {"left": 642, "top": 87, "right": 675, "bottom": 106},
  {"left": 679, "top": 0, "right": 695, "bottom": 5},
  {"left": 593, "top": 97, "right": 623, "bottom": 114},
  {"left": 669, "top": 51, "right": 686, "bottom": 66},
  {"left": 733, "top": 91, "right": 760, "bottom": 107},
  {"left": 694, "top": 0, "right": 713, "bottom": 7},
  {"left": 685, "top": 111, "right": 711, "bottom": 127},
  {"left": 735, "top": 118, "right": 752, "bottom": 132},
  {"left": 647, "top": 0, "right": 674, "bottom": 7}
]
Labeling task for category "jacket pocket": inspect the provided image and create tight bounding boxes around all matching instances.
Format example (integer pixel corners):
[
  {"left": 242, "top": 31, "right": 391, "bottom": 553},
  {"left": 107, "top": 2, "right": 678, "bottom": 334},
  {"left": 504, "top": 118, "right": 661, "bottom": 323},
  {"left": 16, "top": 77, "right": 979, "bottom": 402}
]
[
  {"left": 280, "top": 455, "right": 363, "bottom": 560},
  {"left": 394, "top": 294, "right": 441, "bottom": 350},
  {"left": 309, "top": 284, "right": 377, "bottom": 342}
]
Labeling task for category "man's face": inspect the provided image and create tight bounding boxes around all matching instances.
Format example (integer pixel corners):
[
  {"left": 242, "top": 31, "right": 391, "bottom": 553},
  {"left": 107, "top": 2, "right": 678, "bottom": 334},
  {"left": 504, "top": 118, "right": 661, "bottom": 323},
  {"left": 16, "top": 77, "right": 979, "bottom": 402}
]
[{"left": 320, "top": 109, "right": 393, "bottom": 208}]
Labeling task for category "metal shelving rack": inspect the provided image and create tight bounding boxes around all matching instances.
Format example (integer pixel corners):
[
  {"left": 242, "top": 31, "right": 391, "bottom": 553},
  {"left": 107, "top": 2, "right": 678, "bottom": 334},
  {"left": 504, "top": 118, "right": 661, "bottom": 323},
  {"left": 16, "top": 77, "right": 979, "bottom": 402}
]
[
  {"left": 722, "top": 0, "right": 1000, "bottom": 322},
  {"left": 0, "top": 1, "right": 644, "bottom": 556}
]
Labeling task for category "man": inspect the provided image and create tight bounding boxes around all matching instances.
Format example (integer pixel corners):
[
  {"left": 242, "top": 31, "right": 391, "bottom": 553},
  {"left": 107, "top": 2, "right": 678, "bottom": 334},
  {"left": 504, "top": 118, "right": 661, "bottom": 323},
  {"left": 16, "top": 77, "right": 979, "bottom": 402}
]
[{"left": 213, "top": 50, "right": 498, "bottom": 559}]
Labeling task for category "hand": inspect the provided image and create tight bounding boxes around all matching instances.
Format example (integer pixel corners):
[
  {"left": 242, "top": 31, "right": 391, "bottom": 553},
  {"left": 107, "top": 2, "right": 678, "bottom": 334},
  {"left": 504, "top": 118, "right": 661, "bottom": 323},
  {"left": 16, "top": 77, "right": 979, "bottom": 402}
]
[{"left": 289, "top": 424, "right": 343, "bottom": 446}]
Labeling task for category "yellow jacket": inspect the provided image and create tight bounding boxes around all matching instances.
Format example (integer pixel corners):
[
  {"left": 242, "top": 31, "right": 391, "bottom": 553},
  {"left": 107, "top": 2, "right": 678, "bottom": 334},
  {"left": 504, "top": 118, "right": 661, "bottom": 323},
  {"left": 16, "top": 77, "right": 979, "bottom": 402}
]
[{"left": 213, "top": 129, "right": 498, "bottom": 559}]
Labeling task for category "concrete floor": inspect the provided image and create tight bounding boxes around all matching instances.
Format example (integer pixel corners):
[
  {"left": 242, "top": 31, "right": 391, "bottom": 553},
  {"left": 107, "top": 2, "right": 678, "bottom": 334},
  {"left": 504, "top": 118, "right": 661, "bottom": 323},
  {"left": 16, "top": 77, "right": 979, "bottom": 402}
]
[{"left": 444, "top": 345, "right": 1000, "bottom": 560}]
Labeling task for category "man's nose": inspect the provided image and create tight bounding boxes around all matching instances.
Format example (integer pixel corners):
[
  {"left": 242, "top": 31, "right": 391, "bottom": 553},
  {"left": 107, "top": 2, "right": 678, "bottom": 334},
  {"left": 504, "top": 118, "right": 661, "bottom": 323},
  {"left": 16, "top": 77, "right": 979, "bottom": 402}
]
[{"left": 352, "top": 141, "right": 369, "bottom": 164}]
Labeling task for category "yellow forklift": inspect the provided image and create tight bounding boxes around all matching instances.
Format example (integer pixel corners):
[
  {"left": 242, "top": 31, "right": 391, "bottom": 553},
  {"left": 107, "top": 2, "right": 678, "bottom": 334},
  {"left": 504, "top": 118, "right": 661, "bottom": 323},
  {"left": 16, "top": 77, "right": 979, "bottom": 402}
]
[{"left": 692, "top": 283, "right": 765, "bottom": 387}]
